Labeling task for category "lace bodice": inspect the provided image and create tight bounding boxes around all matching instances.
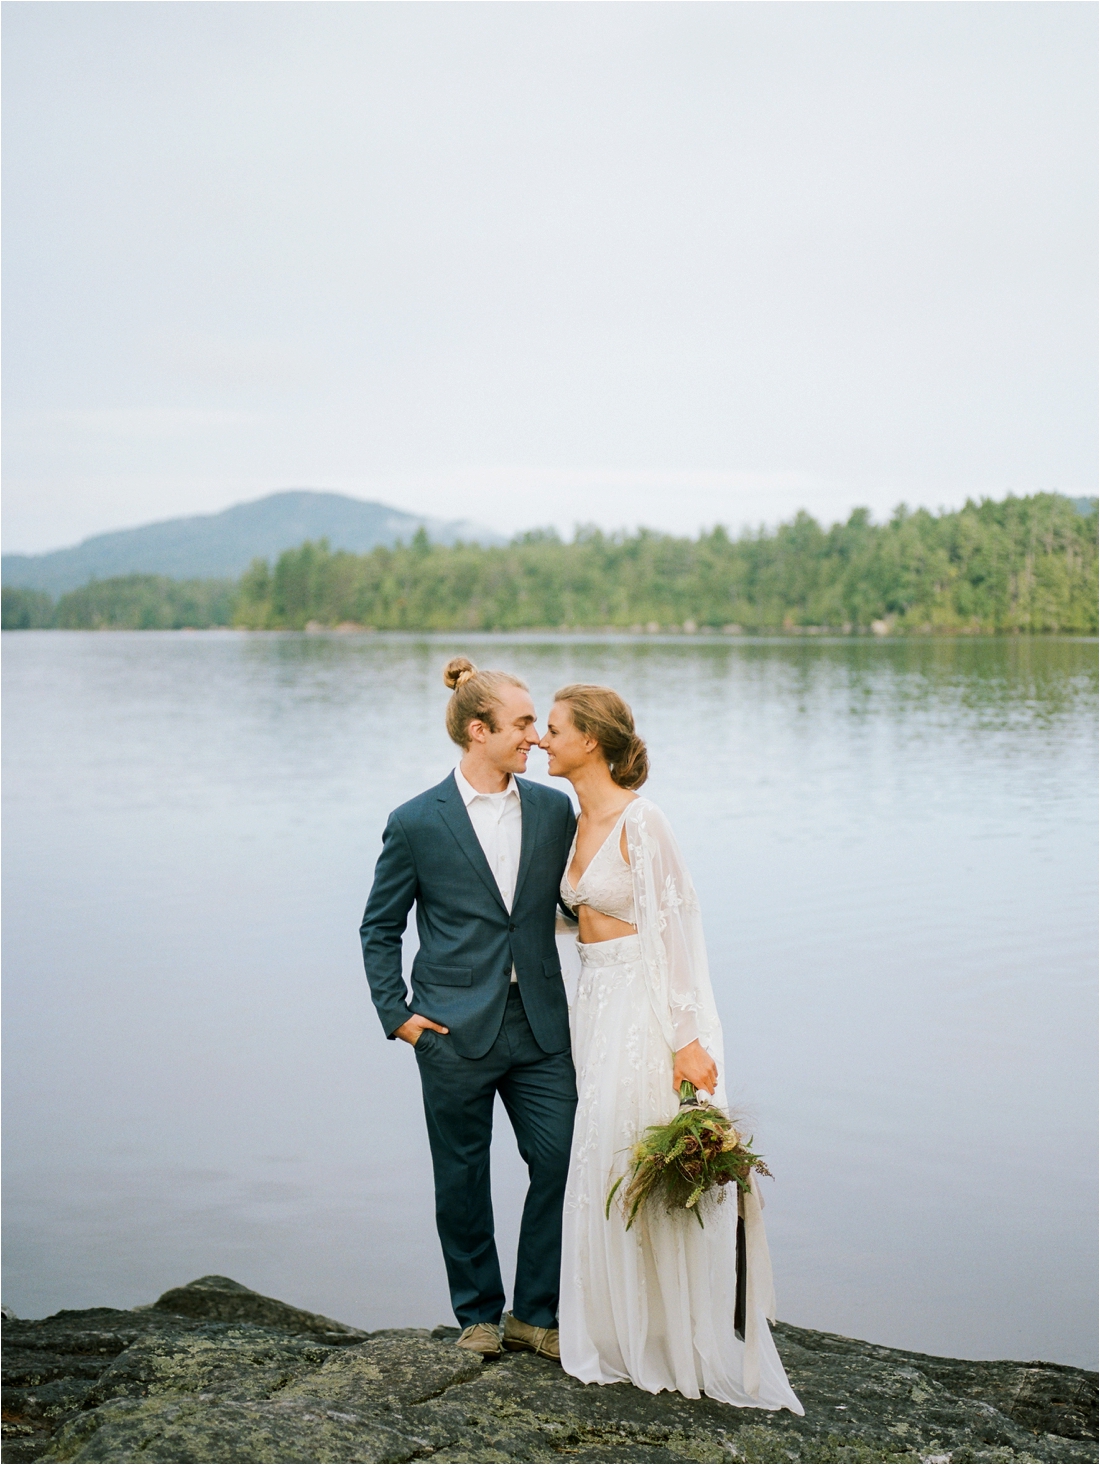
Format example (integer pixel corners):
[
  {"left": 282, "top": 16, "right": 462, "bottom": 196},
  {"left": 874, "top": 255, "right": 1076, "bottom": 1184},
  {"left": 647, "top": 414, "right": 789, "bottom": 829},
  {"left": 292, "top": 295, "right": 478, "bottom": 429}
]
[
  {"left": 561, "top": 798, "right": 720, "bottom": 1056},
  {"left": 560, "top": 807, "right": 636, "bottom": 925}
]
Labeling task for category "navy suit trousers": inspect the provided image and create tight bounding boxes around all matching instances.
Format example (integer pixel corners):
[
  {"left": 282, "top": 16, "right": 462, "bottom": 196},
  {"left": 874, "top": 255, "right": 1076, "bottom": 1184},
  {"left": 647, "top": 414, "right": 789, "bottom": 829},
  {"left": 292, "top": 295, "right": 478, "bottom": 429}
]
[{"left": 414, "top": 986, "right": 577, "bottom": 1329}]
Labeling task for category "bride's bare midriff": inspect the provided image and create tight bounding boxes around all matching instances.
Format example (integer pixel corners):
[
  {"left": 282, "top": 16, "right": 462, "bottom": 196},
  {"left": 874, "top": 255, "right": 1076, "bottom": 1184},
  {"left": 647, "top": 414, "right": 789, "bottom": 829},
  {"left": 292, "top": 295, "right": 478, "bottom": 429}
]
[{"left": 577, "top": 905, "right": 638, "bottom": 944}]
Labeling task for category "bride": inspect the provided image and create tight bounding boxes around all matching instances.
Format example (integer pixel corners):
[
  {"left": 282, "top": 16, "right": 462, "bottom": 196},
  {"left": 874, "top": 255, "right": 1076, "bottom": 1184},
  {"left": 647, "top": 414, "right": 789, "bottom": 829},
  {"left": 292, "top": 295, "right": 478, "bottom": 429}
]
[{"left": 541, "top": 684, "right": 803, "bottom": 1413}]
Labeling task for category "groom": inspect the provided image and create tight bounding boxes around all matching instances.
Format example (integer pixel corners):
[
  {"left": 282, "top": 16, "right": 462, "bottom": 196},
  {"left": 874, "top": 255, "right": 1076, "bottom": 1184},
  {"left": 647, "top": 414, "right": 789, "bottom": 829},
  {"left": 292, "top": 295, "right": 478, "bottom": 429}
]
[{"left": 360, "top": 664, "right": 577, "bottom": 1360}]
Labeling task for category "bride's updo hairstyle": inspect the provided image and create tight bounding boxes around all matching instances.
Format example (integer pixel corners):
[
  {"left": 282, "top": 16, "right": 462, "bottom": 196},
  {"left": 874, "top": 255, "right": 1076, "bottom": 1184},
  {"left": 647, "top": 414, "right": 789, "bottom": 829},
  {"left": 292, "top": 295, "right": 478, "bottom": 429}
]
[
  {"left": 554, "top": 684, "right": 649, "bottom": 789},
  {"left": 443, "top": 657, "right": 528, "bottom": 748}
]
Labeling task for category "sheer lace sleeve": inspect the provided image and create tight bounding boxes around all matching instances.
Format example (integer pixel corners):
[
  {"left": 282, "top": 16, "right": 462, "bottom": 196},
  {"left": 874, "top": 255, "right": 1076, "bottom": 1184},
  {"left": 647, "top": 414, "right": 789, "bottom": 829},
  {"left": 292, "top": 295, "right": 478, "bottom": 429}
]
[{"left": 624, "top": 799, "right": 724, "bottom": 1084}]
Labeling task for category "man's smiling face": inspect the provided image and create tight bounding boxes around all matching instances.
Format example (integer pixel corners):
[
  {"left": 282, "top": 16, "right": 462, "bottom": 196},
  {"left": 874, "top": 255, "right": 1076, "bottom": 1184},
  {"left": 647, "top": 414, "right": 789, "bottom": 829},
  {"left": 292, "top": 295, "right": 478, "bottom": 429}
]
[{"left": 474, "top": 683, "right": 541, "bottom": 775}]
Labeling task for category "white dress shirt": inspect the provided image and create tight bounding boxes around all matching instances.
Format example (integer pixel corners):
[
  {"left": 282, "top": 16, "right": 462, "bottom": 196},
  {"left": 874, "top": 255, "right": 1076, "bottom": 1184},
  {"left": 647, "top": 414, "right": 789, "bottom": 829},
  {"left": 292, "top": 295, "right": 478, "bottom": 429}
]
[{"left": 454, "top": 765, "right": 523, "bottom": 981}]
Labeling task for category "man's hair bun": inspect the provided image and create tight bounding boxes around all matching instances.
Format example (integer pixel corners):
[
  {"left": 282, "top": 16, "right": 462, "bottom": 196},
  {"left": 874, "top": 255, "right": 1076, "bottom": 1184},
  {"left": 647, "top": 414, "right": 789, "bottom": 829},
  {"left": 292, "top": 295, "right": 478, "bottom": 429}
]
[{"left": 443, "top": 656, "right": 477, "bottom": 691}]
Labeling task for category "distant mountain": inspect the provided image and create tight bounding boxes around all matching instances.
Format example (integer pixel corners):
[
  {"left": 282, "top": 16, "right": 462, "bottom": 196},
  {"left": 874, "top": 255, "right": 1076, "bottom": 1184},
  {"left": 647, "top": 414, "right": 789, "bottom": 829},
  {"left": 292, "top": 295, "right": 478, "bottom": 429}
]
[{"left": 1, "top": 490, "right": 504, "bottom": 595}]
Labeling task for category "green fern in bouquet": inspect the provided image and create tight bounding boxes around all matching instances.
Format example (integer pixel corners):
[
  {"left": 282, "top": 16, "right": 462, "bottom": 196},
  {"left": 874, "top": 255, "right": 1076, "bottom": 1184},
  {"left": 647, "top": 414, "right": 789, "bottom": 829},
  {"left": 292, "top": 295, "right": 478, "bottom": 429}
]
[{"left": 606, "top": 1081, "right": 772, "bottom": 1230}]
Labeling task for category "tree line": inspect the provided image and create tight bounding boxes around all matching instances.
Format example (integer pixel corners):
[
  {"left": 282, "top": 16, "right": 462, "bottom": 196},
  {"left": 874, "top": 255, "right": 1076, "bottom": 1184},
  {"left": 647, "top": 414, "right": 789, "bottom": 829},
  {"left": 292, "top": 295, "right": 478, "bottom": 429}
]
[
  {"left": 1, "top": 576, "right": 236, "bottom": 631},
  {"left": 4, "top": 493, "right": 1096, "bottom": 635}
]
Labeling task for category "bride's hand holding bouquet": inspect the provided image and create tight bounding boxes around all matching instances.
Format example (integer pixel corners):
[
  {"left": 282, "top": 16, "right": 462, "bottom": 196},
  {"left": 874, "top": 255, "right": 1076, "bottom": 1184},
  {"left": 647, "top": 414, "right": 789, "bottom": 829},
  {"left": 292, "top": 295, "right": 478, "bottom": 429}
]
[{"left": 672, "top": 1037, "right": 718, "bottom": 1096}]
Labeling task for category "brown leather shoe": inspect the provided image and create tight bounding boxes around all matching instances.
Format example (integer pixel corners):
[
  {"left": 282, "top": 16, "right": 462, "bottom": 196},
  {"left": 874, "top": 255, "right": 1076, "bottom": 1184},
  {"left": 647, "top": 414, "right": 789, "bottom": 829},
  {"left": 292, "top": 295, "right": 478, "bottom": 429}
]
[
  {"left": 501, "top": 1312, "right": 560, "bottom": 1361},
  {"left": 455, "top": 1321, "right": 501, "bottom": 1357}
]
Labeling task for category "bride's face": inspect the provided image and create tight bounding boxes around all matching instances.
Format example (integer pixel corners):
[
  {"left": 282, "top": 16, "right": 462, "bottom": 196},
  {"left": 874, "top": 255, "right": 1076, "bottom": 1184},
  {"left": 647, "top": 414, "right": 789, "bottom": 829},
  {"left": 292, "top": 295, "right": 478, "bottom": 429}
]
[{"left": 539, "top": 701, "right": 597, "bottom": 779}]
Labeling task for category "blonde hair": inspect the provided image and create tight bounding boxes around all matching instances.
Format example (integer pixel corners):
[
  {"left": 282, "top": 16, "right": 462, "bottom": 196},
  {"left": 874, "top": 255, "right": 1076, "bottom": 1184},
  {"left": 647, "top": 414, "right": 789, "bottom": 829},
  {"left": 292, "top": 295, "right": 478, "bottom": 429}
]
[
  {"left": 554, "top": 683, "right": 649, "bottom": 789},
  {"left": 443, "top": 657, "right": 528, "bottom": 748}
]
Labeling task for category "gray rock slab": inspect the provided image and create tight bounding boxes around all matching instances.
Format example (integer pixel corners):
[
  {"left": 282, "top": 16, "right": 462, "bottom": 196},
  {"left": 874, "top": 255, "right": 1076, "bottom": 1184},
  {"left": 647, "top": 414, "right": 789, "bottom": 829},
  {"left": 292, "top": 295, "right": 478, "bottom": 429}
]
[
  {"left": 83, "top": 1323, "right": 336, "bottom": 1406},
  {"left": 38, "top": 1396, "right": 426, "bottom": 1465},
  {"left": 145, "top": 1275, "right": 368, "bottom": 1343},
  {"left": 4, "top": 1280, "right": 1096, "bottom": 1464},
  {"left": 38, "top": 1333, "right": 484, "bottom": 1464},
  {"left": 2, "top": 1308, "right": 218, "bottom": 1463},
  {"left": 399, "top": 1344, "right": 1098, "bottom": 1465},
  {"left": 775, "top": 1323, "right": 1099, "bottom": 1444}
]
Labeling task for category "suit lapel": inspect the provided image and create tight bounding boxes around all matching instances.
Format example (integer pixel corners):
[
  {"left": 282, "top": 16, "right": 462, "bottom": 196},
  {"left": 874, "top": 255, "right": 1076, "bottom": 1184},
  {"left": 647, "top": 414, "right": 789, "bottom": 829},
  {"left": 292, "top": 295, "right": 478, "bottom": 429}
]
[
  {"left": 436, "top": 773, "right": 509, "bottom": 915},
  {"left": 511, "top": 777, "right": 542, "bottom": 910}
]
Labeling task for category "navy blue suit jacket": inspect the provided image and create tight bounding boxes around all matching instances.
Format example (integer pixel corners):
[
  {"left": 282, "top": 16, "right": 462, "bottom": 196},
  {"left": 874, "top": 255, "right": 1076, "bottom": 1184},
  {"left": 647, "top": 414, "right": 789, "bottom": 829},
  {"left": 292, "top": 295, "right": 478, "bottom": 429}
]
[{"left": 360, "top": 772, "right": 577, "bottom": 1060}]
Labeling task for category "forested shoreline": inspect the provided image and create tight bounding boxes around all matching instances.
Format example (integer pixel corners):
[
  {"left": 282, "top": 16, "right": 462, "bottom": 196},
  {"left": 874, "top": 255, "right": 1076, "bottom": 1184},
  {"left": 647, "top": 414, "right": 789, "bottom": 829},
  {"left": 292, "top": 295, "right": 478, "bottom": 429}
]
[{"left": 4, "top": 493, "right": 1097, "bottom": 635}]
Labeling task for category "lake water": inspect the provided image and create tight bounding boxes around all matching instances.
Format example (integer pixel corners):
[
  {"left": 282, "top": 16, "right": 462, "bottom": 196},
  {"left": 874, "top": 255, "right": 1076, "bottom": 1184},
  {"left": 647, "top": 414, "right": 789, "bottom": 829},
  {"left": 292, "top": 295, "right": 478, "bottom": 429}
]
[{"left": 3, "top": 631, "right": 1096, "bottom": 1368}]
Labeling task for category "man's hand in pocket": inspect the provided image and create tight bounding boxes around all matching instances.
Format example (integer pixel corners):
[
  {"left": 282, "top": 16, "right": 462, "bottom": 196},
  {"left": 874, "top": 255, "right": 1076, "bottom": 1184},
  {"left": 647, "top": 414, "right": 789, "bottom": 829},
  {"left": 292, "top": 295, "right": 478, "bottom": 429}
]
[{"left": 394, "top": 1014, "right": 450, "bottom": 1046}]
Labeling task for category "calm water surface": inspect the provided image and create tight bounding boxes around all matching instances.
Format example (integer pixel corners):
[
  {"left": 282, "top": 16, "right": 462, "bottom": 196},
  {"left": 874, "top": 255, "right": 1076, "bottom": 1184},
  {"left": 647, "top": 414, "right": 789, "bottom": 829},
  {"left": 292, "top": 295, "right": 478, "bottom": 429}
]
[{"left": 3, "top": 631, "right": 1096, "bottom": 1366}]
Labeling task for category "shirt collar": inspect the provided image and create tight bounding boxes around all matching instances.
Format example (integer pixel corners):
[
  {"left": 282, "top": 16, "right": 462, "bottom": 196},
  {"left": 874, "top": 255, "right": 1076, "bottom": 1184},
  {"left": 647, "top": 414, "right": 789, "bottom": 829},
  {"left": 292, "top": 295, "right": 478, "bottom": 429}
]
[{"left": 454, "top": 765, "right": 519, "bottom": 806}]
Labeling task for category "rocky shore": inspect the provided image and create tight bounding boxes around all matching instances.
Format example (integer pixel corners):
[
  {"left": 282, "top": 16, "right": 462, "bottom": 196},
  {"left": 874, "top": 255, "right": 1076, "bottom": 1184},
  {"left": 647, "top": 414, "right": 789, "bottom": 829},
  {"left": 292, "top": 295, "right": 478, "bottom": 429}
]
[{"left": 3, "top": 1275, "right": 1096, "bottom": 1464}]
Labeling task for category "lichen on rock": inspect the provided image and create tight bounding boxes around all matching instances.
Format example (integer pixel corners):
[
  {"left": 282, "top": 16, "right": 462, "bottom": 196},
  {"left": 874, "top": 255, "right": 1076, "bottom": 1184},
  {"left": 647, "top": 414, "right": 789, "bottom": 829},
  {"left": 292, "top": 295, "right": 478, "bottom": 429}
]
[{"left": 2, "top": 1278, "right": 1095, "bottom": 1464}]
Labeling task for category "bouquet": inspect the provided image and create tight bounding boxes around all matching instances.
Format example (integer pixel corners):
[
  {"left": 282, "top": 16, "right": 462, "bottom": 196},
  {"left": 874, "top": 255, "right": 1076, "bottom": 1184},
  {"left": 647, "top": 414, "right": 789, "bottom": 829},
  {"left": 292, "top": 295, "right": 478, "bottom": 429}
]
[{"left": 605, "top": 1081, "right": 772, "bottom": 1230}]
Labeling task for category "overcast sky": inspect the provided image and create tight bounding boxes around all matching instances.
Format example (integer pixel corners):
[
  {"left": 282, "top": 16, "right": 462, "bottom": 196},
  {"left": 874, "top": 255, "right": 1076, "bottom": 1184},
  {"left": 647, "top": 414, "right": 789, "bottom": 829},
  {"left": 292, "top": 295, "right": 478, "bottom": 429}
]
[{"left": 3, "top": 1, "right": 1096, "bottom": 553}]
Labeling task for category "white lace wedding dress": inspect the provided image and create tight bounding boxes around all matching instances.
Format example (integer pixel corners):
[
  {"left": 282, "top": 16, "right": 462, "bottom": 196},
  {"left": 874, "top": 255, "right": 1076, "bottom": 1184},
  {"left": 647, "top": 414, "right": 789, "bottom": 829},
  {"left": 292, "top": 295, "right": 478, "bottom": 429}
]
[{"left": 557, "top": 797, "right": 803, "bottom": 1412}]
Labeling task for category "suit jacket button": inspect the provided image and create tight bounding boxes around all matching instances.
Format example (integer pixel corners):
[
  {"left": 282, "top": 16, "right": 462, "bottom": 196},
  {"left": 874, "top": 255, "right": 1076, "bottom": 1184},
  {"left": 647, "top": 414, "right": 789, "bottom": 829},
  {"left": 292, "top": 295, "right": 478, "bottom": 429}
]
[{"left": 509, "top": 923, "right": 516, "bottom": 931}]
